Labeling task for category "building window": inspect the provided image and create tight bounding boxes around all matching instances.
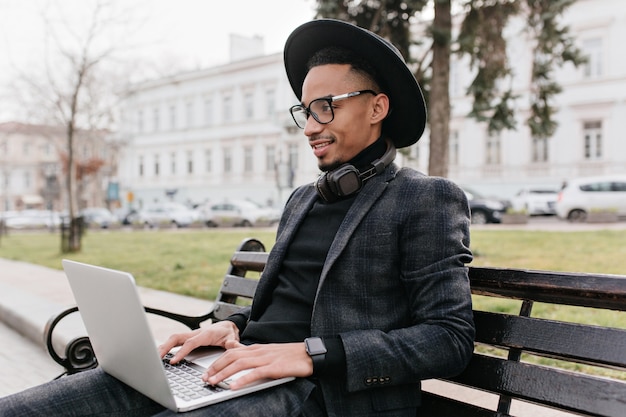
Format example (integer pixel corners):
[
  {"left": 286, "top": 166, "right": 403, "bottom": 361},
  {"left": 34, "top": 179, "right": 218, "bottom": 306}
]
[
  {"left": 449, "top": 130, "right": 459, "bottom": 166},
  {"left": 185, "top": 101, "right": 194, "bottom": 128},
  {"left": 153, "top": 107, "right": 160, "bottom": 131},
  {"left": 582, "top": 38, "right": 602, "bottom": 79},
  {"left": 583, "top": 121, "right": 602, "bottom": 160},
  {"left": 223, "top": 148, "right": 232, "bottom": 173},
  {"left": 288, "top": 143, "right": 299, "bottom": 170},
  {"left": 244, "top": 93, "right": 254, "bottom": 120},
  {"left": 170, "top": 152, "right": 176, "bottom": 175},
  {"left": 154, "top": 154, "right": 160, "bottom": 176},
  {"left": 24, "top": 172, "right": 31, "bottom": 188},
  {"left": 139, "top": 156, "right": 144, "bottom": 177},
  {"left": 244, "top": 147, "right": 253, "bottom": 172},
  {"left": 169, "top": 104, "right": 177, "bottom": 130},
  {"left": 266, "top": 146, "right": 276, "bottom": 171},
  {"left": 205, "top": 149, "right": 212, "bottom": 173},
  {"left": 532, "top": 137, "right": 549, "bottom": 162},
  {"left": 485, "top": 134, "right": 501, "bottom": 165},
  {"left": 187, "top": 151, "right": 193, "bottom": 174},
  {"left": 223, "top": 96, "right": 233, "bottom": 123},
  {"left": 204, "top": 98, "right": 213, "bottom": 126},
  {"left": 137, "top": 110, "right": 144, "bottom": 133},
  {"left": 266, "top": 89, "right": 276, "bottom": 118}
]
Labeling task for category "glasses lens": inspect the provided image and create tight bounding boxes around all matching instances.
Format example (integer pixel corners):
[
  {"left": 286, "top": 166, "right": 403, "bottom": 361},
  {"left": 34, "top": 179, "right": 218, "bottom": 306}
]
[
  {"left": 290, "top": 106, "right": 308, "bottom": 129},
  {"left": 309, "top": 98, "right": 334, "bottom": 124}
]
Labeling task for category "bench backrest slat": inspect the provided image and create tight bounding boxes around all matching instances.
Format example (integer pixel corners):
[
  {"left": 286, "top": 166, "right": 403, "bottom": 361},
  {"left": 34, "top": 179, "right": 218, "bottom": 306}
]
[
  {"left": 451, "top": 354, "right": 626, "bottom": 417},
  {"left": 469, "top": 267, "right": 626, "bottom": 311},
  {"left": 474, "top": 311, "right": 626, "bottom": 368},
  {"left": 229, "top": 251, "right": 269, "bottom": 273},
  {"left": 211, "top": 301, "right": 250, "bottom": 322},
  {"left": 219, "top": 274, "right": 259, "bottom": 299}
]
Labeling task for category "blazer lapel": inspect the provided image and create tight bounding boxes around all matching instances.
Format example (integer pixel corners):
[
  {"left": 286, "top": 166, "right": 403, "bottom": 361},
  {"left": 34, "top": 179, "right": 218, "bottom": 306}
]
[{"left": 318, "top": 165, "right": 397, "bottom": 287}]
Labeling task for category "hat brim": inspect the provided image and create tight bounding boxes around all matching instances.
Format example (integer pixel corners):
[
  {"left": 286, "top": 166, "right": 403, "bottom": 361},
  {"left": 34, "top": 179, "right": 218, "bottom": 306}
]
[{"left": 284, "top": 19, "right": 426, "bottom": 148}]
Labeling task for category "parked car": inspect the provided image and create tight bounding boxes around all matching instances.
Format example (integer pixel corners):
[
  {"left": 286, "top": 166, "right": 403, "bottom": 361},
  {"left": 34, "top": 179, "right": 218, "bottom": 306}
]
[
  {"left": 460, "top": 186, "right": 508, "bottom": 224},
  {"left": 80, "top": 207, "right": 119, "bottom": 229},
  {"left": 510, "top": 187, "right": 558, "bottom": 216},
  {"left": 556, "top": 175, "right": 626, "bottom": 222},
  {"left": 201, "top": 200, "right": 281, "bottom": 227},
  {"left": 112, "top": 208, "right": 141, "bottom": 225},
  {"left": 137, "top": 203, "right": 198, "bottom": 228},
  {"left": 3, "top": 210, "right": 61, "bottom": 230}
]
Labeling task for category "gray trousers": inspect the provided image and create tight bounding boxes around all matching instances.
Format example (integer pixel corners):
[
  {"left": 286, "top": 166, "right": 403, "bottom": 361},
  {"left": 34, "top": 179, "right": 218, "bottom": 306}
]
[{"left": 0, "top": 368, "right": 323, "bottom": 417}]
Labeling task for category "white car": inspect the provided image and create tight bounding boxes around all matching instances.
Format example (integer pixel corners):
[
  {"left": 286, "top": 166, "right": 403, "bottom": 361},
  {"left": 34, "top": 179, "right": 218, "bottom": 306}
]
[
  {"left": 4, "top": 210, "right": 61, "bottom": 229},
  {"left": 556, "top": 175, "right": 626, "bottom": 222},
  {"left": 80, "top": 207, "right": 119, "bottom": 228},
  {"left": 137, "top": 203, "right": 198, "bottom": 228},
  {"left": 510, "top": 188, "right": 558, "bottom": 216},
  {"left": 201, "top": 200, "right": 281, "bottom": 227}
]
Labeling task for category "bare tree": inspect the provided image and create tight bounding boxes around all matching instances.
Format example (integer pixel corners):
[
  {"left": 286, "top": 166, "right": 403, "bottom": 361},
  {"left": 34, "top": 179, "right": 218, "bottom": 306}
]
[{"left": 11, "top": 1, "right": 138, "bottom": 252}]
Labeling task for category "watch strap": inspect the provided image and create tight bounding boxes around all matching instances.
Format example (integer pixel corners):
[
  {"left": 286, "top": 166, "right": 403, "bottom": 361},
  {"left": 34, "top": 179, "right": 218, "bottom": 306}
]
[{"left": 305, "top": 337, "right": 327, "bottom": 375}]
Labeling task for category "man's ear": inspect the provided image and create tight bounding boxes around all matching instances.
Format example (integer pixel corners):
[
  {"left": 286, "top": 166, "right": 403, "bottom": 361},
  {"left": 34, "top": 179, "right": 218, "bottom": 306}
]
[{"left": 370, "top": 93, "right": 390, "bottom": 124}]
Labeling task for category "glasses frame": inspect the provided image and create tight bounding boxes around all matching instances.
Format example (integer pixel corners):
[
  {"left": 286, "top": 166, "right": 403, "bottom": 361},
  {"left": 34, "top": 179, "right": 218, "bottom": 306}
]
[{"left": 289, "top": 89, "right": 377, "bottom": 129}]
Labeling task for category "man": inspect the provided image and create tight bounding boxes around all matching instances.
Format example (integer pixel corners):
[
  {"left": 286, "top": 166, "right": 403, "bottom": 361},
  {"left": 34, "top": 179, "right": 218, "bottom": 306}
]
[{"left": 0, "top": 19, "right": 474, "bottom": 416}]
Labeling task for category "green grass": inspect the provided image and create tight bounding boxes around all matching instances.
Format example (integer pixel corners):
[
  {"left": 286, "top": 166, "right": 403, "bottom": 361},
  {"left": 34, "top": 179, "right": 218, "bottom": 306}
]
[
  {"left": 0, "top": 228, "right": 276, "bottom": 299},
  {"left": 1, "top": 228, "right": 625, "bottom": 301},
  {"left": 2, "top": 227, "right": 625, "bottom": 379}
]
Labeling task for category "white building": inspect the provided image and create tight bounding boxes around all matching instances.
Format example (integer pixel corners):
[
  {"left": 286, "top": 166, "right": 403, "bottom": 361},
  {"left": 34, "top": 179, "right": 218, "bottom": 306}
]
[
  {"left": 439, "top": 0, "right": 626, "bottom": 198},
  {"left": 118, "top": 0, "right": 626, "bottom": 207},
  {"left": 118, "top": 51, "right": 319, "bottom": 210}
]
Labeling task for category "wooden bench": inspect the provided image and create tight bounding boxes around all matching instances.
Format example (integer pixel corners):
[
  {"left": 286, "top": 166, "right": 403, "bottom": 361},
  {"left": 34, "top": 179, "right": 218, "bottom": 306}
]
[{"left": 44, "top": 238, "right": 626, "bottom": 416}]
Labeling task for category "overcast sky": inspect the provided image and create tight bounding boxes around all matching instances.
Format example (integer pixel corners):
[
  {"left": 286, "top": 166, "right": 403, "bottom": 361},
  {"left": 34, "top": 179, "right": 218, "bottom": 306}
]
[{"left": 0, "top": 0, "right": 317, "bottom": 120}]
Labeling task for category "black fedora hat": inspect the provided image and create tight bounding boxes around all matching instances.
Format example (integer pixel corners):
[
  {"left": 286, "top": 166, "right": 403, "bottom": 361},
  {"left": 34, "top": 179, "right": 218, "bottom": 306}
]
[{"left": 284, "top": 19, "right": 426, "bottom": 148}]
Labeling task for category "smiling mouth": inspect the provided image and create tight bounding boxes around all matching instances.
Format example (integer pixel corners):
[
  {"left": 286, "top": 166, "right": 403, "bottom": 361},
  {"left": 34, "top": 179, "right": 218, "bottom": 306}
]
[{"left": 311, "top": 141, "right": 331, "bottom": 150}]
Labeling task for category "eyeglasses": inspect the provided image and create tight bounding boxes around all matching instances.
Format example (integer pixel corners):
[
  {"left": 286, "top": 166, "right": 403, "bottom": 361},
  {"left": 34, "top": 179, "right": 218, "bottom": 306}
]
[{"left": 289, "top": 90, "right": 377, "bottom": 129}]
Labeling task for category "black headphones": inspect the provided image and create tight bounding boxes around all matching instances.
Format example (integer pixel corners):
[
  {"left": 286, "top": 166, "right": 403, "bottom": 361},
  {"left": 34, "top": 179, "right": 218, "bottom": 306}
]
[{"left": 315, "top": 139, "right": 396, "bottom": 203}]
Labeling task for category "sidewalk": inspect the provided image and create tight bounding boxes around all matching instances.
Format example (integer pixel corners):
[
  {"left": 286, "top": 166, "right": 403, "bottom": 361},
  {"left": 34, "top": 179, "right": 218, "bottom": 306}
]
[
  {"left": 0, "top": 258, "right": 578, "bottom": 416},
  {"left": 0, "top": 257, "right": 214, "bottom": 397}
]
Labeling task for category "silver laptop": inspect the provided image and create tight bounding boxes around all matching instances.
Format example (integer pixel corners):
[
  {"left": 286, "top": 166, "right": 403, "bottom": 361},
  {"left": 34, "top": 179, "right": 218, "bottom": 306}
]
[{"left": 62, "top": 259, "right": 294, "bottom": 412}]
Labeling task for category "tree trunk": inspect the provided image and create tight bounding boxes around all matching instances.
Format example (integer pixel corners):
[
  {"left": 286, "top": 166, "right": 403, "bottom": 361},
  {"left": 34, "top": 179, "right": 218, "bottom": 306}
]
[
  {"left": 428, "top": 0, "right": 452, "bottom": 178},
  {"left": 62, "top": 120, "right": 81, "bottom": 253}
]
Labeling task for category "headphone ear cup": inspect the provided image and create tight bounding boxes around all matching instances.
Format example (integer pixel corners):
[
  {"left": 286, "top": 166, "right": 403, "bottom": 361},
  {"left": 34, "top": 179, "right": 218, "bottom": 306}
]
[
  {"left": 328, "top": 165, "right": 362, "bottom": 196},
  {"left": 315, "top": 172, "right": 338, "bottom": 203},
  {"left": 315, "top": 164, "right": 363, "bottom": 203}
]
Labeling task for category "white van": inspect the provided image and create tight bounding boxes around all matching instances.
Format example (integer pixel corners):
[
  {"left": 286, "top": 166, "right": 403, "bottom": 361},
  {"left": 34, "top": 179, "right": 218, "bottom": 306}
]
[{"left": 556, "top": 175, "right": 626, "bottom": 222}]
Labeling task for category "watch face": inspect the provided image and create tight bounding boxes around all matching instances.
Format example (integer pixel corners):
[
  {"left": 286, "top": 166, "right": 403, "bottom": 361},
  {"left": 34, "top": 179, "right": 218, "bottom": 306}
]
[{"left": 306, "top": 337, "right": 327, "bottom": 355}]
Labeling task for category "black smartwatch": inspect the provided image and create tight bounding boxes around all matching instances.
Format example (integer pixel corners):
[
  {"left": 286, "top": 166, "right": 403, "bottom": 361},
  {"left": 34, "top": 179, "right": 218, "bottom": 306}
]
[{"left": 304, "top": 337, "right": 327, "bottom": 375}]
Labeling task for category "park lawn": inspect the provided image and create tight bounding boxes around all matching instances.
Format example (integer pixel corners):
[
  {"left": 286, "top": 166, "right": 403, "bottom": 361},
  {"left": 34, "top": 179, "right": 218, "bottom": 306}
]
[
  {"left": 1, "top": 228, "right": 625, "bottom": 328},
  {"left": 2, "top": 227, "right": 625, "bottom": 379},
  {"left": 0, "top": 228, "right": 276, "bottom": 299}
]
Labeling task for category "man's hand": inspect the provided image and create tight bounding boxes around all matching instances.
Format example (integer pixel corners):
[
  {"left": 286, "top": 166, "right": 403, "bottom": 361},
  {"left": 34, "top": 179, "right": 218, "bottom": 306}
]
[
  {"left": 202, "top": 341, "right": 314, "bottom": 390},
  {"left": 157, "top": 320, "right": 240, "bottom": 364}
]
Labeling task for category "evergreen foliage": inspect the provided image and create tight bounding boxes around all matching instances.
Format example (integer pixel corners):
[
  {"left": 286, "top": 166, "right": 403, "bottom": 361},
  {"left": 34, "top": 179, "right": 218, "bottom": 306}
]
[{"left": 315, "top": 0, "right": 586, "bottom": 175}]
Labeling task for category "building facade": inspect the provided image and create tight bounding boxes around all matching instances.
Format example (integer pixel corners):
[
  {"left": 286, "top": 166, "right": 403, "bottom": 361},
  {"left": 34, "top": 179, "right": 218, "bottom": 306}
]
[
  {"left": 118, "top": 0, "right": 626, "bottom": 206},
  {"left": 0, "top": 122, "right": 121, "bottom": 213},
  {"left": 117, "top": 53, "right": 319, "bottom": 210}
]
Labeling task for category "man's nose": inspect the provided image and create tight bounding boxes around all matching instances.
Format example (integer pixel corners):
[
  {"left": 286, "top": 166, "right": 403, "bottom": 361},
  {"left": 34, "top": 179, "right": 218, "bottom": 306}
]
[{"left": 303, "top": 115, "right": 324, "bottom": 136}]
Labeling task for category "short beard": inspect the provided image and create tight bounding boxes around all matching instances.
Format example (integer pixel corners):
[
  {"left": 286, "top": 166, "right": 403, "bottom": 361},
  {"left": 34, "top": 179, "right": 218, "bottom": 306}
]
[{"left": 318, "top": 159, "right": 343, "bottom": 172}]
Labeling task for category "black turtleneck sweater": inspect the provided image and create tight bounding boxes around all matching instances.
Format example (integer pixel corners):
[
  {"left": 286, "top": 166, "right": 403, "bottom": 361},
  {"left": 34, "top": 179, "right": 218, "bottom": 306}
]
[{"left": 236, "top": 136, "right": 388, "bottom": 376}]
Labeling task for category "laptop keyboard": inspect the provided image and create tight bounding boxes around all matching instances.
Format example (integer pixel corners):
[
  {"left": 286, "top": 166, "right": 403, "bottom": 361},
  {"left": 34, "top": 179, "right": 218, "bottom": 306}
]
[{"left": 162, "top": 353, "right": 224, "bottom": 401}]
